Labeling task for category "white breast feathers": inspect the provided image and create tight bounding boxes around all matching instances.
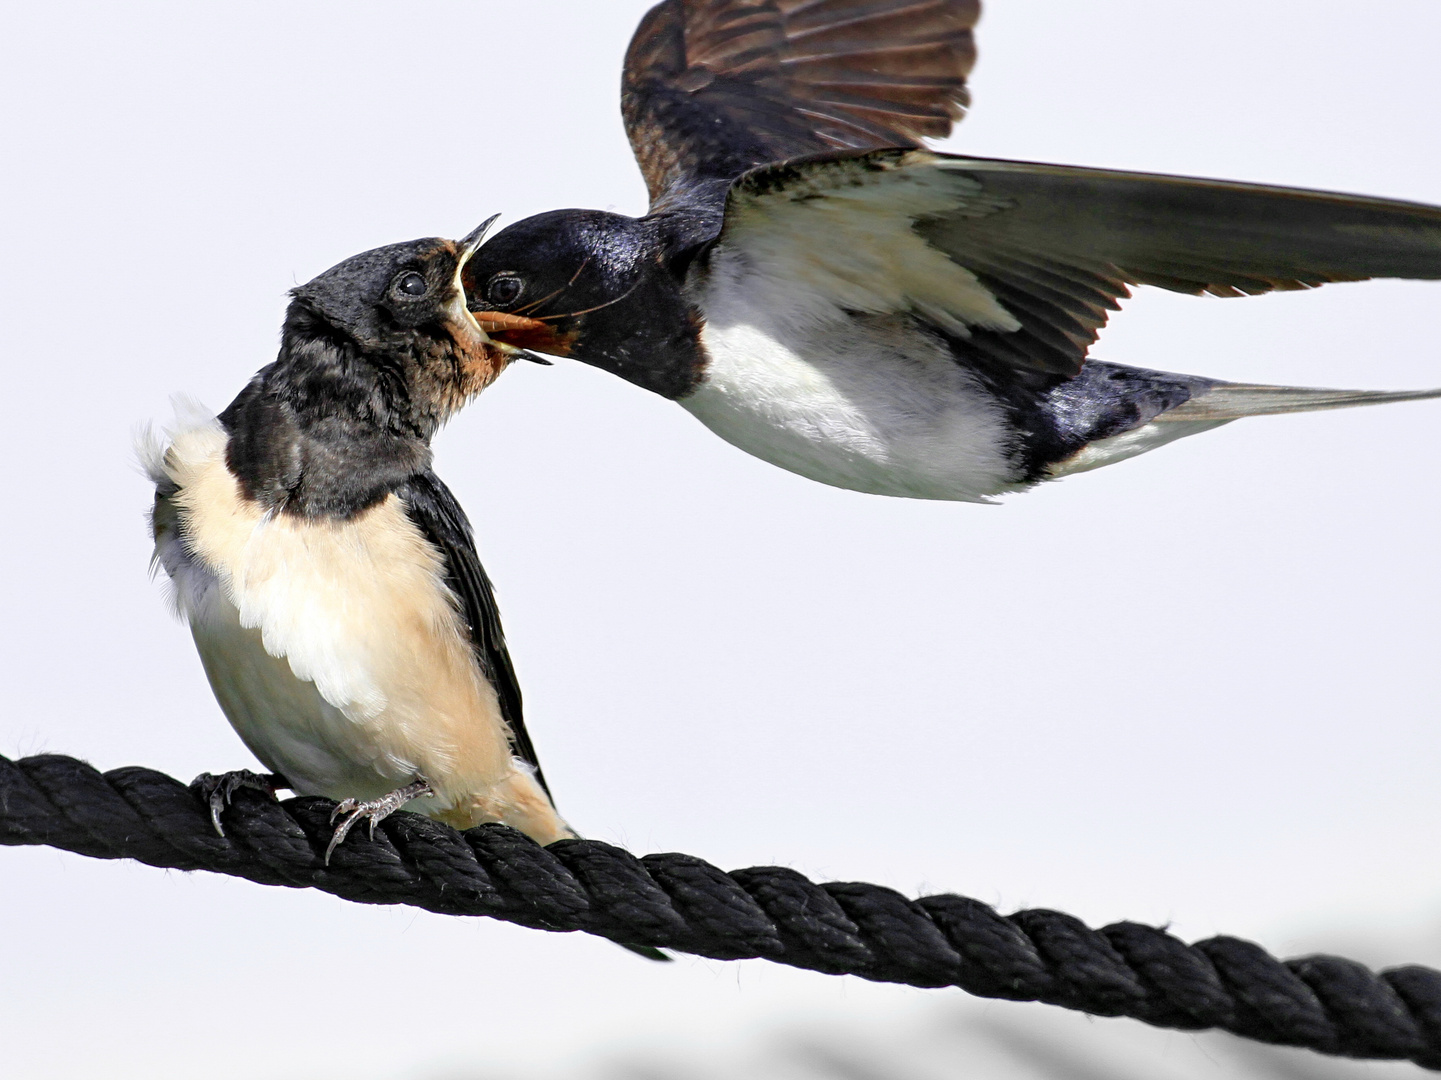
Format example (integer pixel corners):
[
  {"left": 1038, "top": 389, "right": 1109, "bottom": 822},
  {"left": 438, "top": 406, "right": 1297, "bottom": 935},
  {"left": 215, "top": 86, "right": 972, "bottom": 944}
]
[
  {"left": 140, "top": 417, "right": 568, "bottom": 843},
  {"left": 682, "top": 248, "right": 1022, "bottom": 502}
]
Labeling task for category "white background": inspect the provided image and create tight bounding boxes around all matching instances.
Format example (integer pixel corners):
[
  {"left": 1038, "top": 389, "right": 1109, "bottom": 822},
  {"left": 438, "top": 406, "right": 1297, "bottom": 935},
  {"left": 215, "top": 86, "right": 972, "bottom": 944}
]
[{"left": 1, "top": 2, "right": 1439, "bottom": 1077}]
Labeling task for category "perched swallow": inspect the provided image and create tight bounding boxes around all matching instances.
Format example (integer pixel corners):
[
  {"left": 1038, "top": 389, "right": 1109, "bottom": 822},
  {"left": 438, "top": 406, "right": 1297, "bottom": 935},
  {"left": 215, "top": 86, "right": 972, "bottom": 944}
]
[
  {"left": 144, "top": 222, "right": 572, "bottom": 858},
  {"left": 462, "top": 0, "right": 1441, "bottom": 502}
]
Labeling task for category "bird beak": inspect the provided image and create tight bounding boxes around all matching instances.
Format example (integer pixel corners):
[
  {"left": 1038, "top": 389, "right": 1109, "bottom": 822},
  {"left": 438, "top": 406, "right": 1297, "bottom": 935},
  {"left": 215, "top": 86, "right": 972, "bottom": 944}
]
[
  {"left": 452, "top": 215, "right": 553, "bottom": 346},
  {"left": 471, "top": 310, "right": 550, "bottom": 335},
  {"left": 458, "top": 214, "right": 501, "bottom": 263}
]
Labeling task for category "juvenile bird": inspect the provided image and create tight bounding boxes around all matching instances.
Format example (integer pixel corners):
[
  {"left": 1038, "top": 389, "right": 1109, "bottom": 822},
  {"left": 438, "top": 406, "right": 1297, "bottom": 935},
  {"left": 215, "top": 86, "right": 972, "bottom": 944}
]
[
  {"left": 461, "top": 0, "right": 1441, "bottom": 502},
  {"left": 144, "top": 222, "right": 570, "bottom": 858}
]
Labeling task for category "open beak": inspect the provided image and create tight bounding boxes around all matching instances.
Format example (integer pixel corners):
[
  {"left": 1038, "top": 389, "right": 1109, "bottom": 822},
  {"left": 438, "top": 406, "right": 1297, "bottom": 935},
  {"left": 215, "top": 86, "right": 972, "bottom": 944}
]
[
  {"left": 454, "top": 215, "right": 500, "bottom": 341},
  {"left": 457, "top": 214, "right": 501, "bottom": 263}
]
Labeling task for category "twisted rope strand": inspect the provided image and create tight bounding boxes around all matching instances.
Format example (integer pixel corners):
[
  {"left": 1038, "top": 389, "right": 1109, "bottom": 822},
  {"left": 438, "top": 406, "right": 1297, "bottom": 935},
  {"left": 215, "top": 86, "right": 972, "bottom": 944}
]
[{"left": 4, "top": 752, "right": 1439, "bottom": 1069}]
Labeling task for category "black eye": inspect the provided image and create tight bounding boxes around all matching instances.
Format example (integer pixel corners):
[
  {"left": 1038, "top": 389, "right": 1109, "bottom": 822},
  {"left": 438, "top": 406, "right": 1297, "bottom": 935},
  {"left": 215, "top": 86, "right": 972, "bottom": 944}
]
[
  {"left": 486, "top": 274, "right": 524, "bottom": 306},
  {"left": 392, "top": 270, "right": 428, "bottom": 298}
]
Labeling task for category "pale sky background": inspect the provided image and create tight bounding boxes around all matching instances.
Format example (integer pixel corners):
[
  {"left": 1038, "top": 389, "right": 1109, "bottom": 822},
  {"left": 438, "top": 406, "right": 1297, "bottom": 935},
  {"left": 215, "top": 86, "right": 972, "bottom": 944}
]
[{"left": 2, "top": 2, "right": 1440, "bottom": 1078}]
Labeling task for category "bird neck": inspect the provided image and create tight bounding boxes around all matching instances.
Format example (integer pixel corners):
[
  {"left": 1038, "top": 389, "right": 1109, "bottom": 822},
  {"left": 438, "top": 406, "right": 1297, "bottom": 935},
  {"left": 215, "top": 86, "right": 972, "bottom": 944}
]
[{"left": 218, "top": 312, "right": 436, "bottom": 520}]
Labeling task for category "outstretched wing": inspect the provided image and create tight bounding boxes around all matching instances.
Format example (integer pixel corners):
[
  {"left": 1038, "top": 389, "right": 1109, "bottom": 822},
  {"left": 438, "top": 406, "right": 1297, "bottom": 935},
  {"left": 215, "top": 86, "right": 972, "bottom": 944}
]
[
  {"left": 396, "top": 471, "right": 551, "bottom": 797},
  {"left": 622, "top": 0, "right": 979, "bottom": 207},
  {"left": 717, "top": 150, "right": 1441, "bottom": 377}
]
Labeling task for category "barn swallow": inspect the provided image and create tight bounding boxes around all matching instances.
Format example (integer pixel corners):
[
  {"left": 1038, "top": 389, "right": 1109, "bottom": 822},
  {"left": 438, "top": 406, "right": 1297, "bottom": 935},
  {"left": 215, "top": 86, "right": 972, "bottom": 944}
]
[
  {"left": 461, "top": 0, "right": 1441, "bottom": 502},
  {"left": 143, "top": 221, "right": 572, "bottom": 860}
]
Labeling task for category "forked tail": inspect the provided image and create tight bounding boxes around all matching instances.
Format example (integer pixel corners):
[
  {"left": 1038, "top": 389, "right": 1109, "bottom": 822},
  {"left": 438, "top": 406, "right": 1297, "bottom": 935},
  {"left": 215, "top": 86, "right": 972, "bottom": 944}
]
[{"left": 1160, "top": 381, "right": 1441, "bottom": 421}]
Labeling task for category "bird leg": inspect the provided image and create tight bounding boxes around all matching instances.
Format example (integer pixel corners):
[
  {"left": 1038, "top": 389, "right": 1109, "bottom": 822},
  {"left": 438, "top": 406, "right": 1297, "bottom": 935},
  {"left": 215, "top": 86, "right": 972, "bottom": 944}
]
[
  {"left": 326, "top": 777, "right": 434, "bottom": 864},
  {"left": 191, "top": 770, "right": 290, "bottom": 837}
]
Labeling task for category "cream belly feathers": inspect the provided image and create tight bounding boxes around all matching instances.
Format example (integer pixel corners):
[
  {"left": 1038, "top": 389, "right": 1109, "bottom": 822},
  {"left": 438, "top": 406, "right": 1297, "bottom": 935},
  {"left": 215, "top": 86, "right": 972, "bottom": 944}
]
[{"left": 145, "top": 418, "right": 569, "bottom": 845}]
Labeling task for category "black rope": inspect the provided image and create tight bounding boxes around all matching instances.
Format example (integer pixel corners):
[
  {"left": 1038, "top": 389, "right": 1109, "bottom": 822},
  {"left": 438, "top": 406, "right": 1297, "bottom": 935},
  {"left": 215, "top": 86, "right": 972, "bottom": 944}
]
[{"left": 5, "top": 753, "right": 1440, "bottom": 1069}]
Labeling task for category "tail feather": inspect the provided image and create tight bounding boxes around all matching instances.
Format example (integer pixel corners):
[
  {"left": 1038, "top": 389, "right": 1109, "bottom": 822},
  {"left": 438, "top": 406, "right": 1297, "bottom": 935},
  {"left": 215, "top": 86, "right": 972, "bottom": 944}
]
[{"left": 1160, "top": 381, "right": 1441, "bottom": 421}]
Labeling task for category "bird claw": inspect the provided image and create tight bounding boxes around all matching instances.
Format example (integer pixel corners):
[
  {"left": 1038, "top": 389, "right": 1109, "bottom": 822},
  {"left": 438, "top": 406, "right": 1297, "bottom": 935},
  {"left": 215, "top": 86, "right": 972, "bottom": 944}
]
[
  {"left": 191, "top": 770, "right": 289, "bottom": 837},
  {"left": 325, "top": 777, "right": 434, "bottom": 865}
]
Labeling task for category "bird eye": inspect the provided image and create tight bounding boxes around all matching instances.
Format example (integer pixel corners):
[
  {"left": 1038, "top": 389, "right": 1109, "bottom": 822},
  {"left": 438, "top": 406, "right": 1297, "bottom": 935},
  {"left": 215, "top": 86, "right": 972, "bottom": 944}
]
[
  {"left": 486, "top": 274, "right": 524, "bottom": 307},
  {"left": 392, "top": 270, "right": 429, "bottom": 298}
]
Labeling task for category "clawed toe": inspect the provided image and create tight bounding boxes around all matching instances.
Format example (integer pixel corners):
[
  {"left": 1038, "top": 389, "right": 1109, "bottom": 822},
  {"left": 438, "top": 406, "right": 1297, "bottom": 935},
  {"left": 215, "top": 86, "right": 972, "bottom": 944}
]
[
  {"left": 324, "top": 777, "right": 433, "bottom": 865},
  {"left": 192, "top": 770, "right": 289, "bottom": 837}
]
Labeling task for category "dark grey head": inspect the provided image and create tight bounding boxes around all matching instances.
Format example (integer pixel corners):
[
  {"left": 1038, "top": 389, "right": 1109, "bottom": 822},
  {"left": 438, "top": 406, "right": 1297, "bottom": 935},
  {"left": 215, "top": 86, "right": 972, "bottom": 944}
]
[
  {"left": 220, "top": 221, "right": 523, "bottom": 518},
  {"left": 291, "top": 221, "right": 495, "bottom": 349}
]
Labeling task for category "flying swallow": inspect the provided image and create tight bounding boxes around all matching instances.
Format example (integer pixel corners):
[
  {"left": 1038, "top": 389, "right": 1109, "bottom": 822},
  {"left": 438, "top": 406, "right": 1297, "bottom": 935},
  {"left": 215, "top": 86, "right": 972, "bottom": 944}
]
[
  {"left": 144, "top": 222, "right": 571, "bottom": 859},
  {"left": 461, "top": 0, "right": 1441, "bottom": 502}
]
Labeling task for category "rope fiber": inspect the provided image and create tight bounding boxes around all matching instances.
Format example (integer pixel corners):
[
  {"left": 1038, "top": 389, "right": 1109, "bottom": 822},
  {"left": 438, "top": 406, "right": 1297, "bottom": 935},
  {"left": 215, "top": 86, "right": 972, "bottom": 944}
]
[{"left": 5, "top": 752, "right": 1440, "bottom": 1069}]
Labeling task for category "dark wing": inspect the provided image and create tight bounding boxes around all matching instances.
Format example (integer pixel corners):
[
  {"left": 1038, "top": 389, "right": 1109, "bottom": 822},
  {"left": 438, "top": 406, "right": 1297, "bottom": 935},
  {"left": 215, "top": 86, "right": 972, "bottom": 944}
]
[
  {"left": 397, "top": 470, "right": 551, "bottom": 797},
  {"left": 719, "top": 150, "right": 1441, "bottom": 377},
  {"left": 622, "top": 0, "right": 979, "bottom": 207}
]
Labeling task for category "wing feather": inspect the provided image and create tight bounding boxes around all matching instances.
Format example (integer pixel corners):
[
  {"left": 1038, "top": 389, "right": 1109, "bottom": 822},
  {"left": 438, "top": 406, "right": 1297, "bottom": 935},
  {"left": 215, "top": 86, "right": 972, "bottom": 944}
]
[
  {"left": 718, "top": 150, "right": 1441, "bottom": 376},
  {"left": 396, "top": 471, "right": 551, "bottom": 797},
  {"left": 622, "top": 0, "right": 978, "bottom": 206}
]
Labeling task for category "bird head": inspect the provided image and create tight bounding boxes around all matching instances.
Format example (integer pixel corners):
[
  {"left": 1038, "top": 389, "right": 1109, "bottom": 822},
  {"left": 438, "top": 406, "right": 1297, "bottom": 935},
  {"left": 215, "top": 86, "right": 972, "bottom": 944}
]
[
  {"left": 220, "top": 221, "right": 541, "bottom": 516},
  {"left": 460, "top": 209, "right": 706, "bottom": 398},
  {"left": 283, "top": 218, "right": 528, "bottom": 431}
]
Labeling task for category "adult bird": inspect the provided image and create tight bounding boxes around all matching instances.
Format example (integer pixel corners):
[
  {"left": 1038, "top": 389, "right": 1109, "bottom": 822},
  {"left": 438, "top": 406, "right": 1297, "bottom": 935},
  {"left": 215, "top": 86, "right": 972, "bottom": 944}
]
[
  {"left": 462, "top": 0, "right": 1441, "bottom": 502},
  {"left": 143, "top": 223, "right": 572, "bottom": 859}
]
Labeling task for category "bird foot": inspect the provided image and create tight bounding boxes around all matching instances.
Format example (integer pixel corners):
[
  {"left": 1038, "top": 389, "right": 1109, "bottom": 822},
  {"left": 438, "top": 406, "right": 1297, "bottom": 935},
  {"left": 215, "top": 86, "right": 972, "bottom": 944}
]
[
  {"left": 191, "top": 770, "right": 289, "bottom": 837},
  {"left": 325, "top": 777, "right": 434, "bottom": 864}
]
